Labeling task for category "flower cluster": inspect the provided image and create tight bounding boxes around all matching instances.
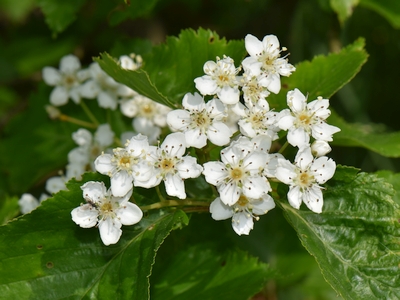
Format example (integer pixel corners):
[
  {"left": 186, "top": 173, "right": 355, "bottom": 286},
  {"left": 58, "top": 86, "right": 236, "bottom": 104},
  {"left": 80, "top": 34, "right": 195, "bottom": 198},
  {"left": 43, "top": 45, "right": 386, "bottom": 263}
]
[{"left": 27, "top": 33, "right": 340, "bottom": 245}]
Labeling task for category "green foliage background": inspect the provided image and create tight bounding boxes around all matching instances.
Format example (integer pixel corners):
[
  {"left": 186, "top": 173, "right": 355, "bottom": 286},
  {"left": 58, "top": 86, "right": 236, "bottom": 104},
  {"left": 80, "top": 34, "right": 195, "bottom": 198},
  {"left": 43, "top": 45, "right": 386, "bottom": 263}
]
[{"left": 1, "top": 0, "right": 400, "bottom": 299}]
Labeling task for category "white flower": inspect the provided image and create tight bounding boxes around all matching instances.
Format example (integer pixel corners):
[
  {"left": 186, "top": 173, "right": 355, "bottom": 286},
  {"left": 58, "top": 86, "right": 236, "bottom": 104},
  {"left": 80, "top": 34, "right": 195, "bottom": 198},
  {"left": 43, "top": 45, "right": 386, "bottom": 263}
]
[
  {"left": 144, "top": 132, "right": 203, "bottom": 199},
  {"left": 240, "top": 63, "right": 271, "bottom": 106},
  {"left": 203, "top": 136, "right": 271, "bottom": 206},
  {"left": 68, "top": 124, "right": 115, "bottom": 180},
  {"left": 242, "top": 34, "right": 295, "bottom": 94},
  {"left": 120, "top": 95, "right": 171, "bottom": 144},
  {"left": 167, "top": 92, "right": 232, "bottom": 148},
  {"left": 42, "top": 54, "right": 88, "bottom": 106},
  {"left": 278, "top": 89, "right": 341, "bottom": 147},
  {"left": 275, "top": 146, "right": 336, "bottom": 213},
  {"left": 311, "top": 140, "right": 332, "bottom": 157},
  {"left": 45, "top": 176, "right": 68, "bottom": 194},
  {"left": 71, "top": 181, "right": 143, "bottom": 246},
  {"left": 210, "top": 193, "right": 275, "bottom": 235},
  {"left": 80, "top": 62, "right": 133, "bottom": 110},
  {"left": 236, "top": 98, "right": 280, "bottom": 140},
  {"left": 194, "top": 56, "right": 241, "bottom": 104},
  {"left": 94, "top": 134, "right": 155, "bottom": 197},
  {"left": 18, "top": 193, "right": 48, "bottom": 214},
  {"left": 119, "top": 54, "right": 142, "bottom": 71}
]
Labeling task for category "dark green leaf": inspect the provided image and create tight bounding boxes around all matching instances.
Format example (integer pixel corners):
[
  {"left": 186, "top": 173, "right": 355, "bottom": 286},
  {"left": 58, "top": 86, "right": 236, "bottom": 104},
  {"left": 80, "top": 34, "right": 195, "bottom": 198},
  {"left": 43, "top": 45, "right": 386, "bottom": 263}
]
[
  {"left": 0, "top": 196, "right": 19, "bottom": 225},
  {"left": 109, "top": 0, "right": 160, "bottom": 26},
  {"left": 278, "top": 166, "right": 400, "bottom": 299},
  {"left": 375, "top": 170, "right": 400, "bottom": 205},
  {"left": 0, "top": 172, "right": 189, "bottom": 300},
  {"left": 359, "top": 0, "right": 400, "bottom": 28},
  {"left": 268, "top": 38, "right": 368, "bottom": 110},
  {"left": 152, "top": 245, "right": 272, "bottom": 300},
  {"left": 331, "top": 112, "right": 400, "bottom": 157},
  {"left": 37, "top": 0, "right": 87, "bottom": 35},
  {"left": 96, "top": 28, "right": 246, "bottom": 108}
]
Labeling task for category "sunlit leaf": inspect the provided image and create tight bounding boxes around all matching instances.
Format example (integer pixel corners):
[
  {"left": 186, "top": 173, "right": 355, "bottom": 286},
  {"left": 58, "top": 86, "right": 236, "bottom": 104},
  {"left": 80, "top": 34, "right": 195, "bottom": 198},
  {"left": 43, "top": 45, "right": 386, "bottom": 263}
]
[
  {"left": 0, "top": 172, "right": 189, "bottom": 299},
  {"left": 330, "top": 0, "right": 359, "bottom": 24},
  {"left": 278, "top": 166, "right": 400, "bottom": 299},
  {"left": 360, "top": 0, "right": 400, "bottom": 28}
]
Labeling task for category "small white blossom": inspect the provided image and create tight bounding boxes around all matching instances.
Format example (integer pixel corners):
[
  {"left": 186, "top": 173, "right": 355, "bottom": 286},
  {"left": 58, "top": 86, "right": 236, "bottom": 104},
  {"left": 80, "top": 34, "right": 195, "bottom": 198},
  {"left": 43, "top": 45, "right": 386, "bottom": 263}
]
[
  {"left": 278, "top": 89, "right": 341, "bottom": 147},
  {"left": 203, "top": 136, "right": 271, "bottom": 206},
  {"left": 95, "top": 134, "right": 155, "bottom": 197},
  {"left": 45, "top": 176, "right": 68, "bottom": 194},
  {"left": 18, "top": 193, "right": 48, "bottom": 214},
  {"left": 119, "top": 54, "right": 142, "bottom": 71},
  {"left": 242, "top": 34, "right": 295, "bottom": 94},
  {"left": 144, "top": 132, "right": 203, "bottom": 199},
  {"left": 194, "top": 56, "right": 241, "bottom": 104},
  {"left": 167, "top": 92, "right": 232, "bottom": 148},
  {"left": 80, "top": 62, "right": 133, "bottom": 110},
  {"left": 42, "top": 54, "right": 88, "bottom": 106},
  {"left": 71, "top": 181, "right": 143, "bottom": 246},
  {"left": 275, "top": 146, "right": 336, "bottom": 213},
  {"left": 210, "top": 193, "right": 275, "bottom": 235}
]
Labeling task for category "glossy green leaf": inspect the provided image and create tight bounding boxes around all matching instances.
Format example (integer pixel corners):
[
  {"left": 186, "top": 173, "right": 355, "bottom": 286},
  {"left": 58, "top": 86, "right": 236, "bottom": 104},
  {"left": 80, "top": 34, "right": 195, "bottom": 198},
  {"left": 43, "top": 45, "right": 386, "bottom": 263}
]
[
  {"left": 331, "top": 112, "right": 400, "bottom": 157},
  {"left": 152, "top": 245, "right": 272, "bottom": 300},
  {"left": 278, "top": 166, "right": 400, "bottom": 299},
  {"left": 37, "top": 0, "right": 87, "bottom": 34},
  {"left": 96, "top": 28, "right": 246, "bottom": 108},
  {"left": 0, "top": 172, "right": 189, "bottom": 300},
  {"left": 360, "top": 0, "right": 400, "bottom": 28},
  {"left": 268, "top": 38, "right": 368, "bottom": 110},
  {"left": 375, "top": 170, "right": 400, "bottom": 205},
  {"left": 330, "top": 0, "right": 359, "bottom": 24}
]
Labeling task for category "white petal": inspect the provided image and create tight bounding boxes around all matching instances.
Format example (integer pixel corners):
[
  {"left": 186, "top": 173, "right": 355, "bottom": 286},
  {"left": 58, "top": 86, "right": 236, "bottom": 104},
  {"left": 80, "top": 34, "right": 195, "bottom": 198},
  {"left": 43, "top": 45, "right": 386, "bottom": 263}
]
[
  {"left": 266, "top": 73, "right": 281, "bottom": 94},
  {"left": 98, "top": 218, "right": 122, "bottom": 246},
  {"left": 117, "top": 202, "right": 143, "bottom": 225},
  {"left": 218, "top": 86, "right": 240, "bottom": 105},
  {"left": 98, "top": 91, "right": 118, "bottom": 110},
  {"left": 81, "top": 181, "right": 107, "bottom": 203},
  {"left": 72, "top": 128, "right": 92, "bottom": 146},
  {"left": 42, "top": 67, "right": 61, "bottom": 86},
  {"left": 120, "top": 99, "right": 138, "bottom": 117},
  {"left": 50, "top": 86, "right": 69, "bottom": 106},
  {"left": 287, "top": 127, "right": 309, "bottom": 147},
  {"left": 167, "top": 110, "right": 191, "bottom": 131},
  {"left": 311, "top": 122, "right": 341, "bottom": 142},
  {"left": 177, "top": 156, "right": 203, "bottom": 178},
  {"left": 232, "top": 212, "right": 253, "bottom": 235},
  {"left": 95, "top": 124, "right": 115, "bottom": 147},
  {"left": 295, "top": 146, "right": 314, "bottom": 170},
  {"left": 125, "top": 133, "right": 150, "bottom": 156},
  {"left": 110, "top": 171, "right": 133, "bottom": 197},
  {"left": 207, "top": 122, "right": 232, "bottom": 146},
  {"left": 71, "top": 204, "right": 98, "bottom": 228},
  {"left": 203, "top": 161, "right": 228, "bottom": 186},
  {"left": 275, "top": 160, "right": 296, "bottom": 185},
  {"left": 311, "top": 157, "right": 336, "bottom": 184},
  {"left": 251, "top": 194, "right": 275, "bottom": 215},
  {"left": 303, "top": 185, "right": 324, "bottom": 213},
  {"left": 60, "top": 54, "right": 81, "bottom": 73},
  {"left": 185, "top": 129, "right": 207, "bottom": 148},
  {"left": 242, "top": 151, "right": 268, "bottom": 172},
  {"left": 164, "top": 173, "right": 186, "bottom": 199},
  {"left": 94, "top": 153, "right": 115, "bottom": 175},
  {"left": 218, "top": 182, "right": 241, "bottom": 206},
  {"left": 287, "top": 88, "right": 306, "bottom": 113},
  {"left": 161, "top": 132, "right": 186, "bottom": 158},
  {"left": 46, "top": 176, "right": 67, "bottom": 194},
  {"left": 18, "top": 194, "right": 40, "bottom": 214},
  {"left": 182, "top": 92, "right": 205, "bottom": 111},
  {"left": 209, "top": 197, "right": 234, "bottom": 220},
  {"left": 194, "top": 76, "right": 218, "bottom": 95},
  {"left": 287, "top": 186, "right": 303, "bottom": 209},
  {"left": 80, "top": 80, "right": 99, "bottom": 99},
  {"left": 278, "top": 114, "right": 295, "bottom": 131},
  {"left": 243, "top": 176, "right": 271, "bottom": 199},
  {"left": 311, "top": 140, "right": 331, "bottom": 157},
  {"left": 262, "top": 34, "right": 280, "bottom": 53},
  {"left": 245, "top": 34, "right": 264, "bottom": 57}
]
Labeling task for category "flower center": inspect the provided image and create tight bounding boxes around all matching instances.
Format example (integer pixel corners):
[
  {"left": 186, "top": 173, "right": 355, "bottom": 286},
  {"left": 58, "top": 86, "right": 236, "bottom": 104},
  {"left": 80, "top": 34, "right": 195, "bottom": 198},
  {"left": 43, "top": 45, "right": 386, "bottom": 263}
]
[
  {"left": 230, "top": 167, "right": 243, "bottom": 181},
  {"left": 237, "top": 195, "right": 249, "bottom": 207},
  {"left": 112, "top": 148, "right": 136, "bottom": 173},
  {"left": 160, "top": 158, "right": 175, "bottom": 172},
  {"left": 295, "top": 170, "right": 315, "bottom": 189},
  {"left": 192, "top": 110, "right": 211, "bottom": 129},
  {"left": 100, "top": 201, "right": 113, "bottom": 213},
  {"left": 63, "top": 74, "right": 77, "bottom": 88},
  {"left": 140, "top": 104, "right": 154, "bottom": 117}
]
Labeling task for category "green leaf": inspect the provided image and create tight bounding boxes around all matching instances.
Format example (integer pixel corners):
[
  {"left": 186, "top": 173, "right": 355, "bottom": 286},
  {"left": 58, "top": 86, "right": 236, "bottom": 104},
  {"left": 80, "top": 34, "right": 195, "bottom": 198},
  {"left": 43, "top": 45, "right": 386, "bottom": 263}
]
[
  {"left": 375, "top": 170, "right": 400, "bottom": 205},
  {"left": 278, "top": 166, "right": 400, "bottom": 299},
  {"left": 331, "top": 112, "right": 400, "bottom": 157},
  {"left": 109, "top": 0, "right": 160, "bottom": 26},
  {"left": 359, "top": 0, "right": 400, "bottom": 28},
  {"left": 96, "top": 53, "right": 176, "bottom": 109},
  {"left": 0, "top": 196, "right": 19, "bottom": 225},
  {"left": 330, "top": 0, "right": 359, "bottom": 24},
  {"left": 151, "top": 245, "right": 272, "bottom": 300},
  {"left": 0, "top": 172, "right": 189, "bottom": 299},
  {"left": 96, "top": 28, "right": 246, "bottom": 108},
  {"left": 268, "top": 38, "right": 368, "bottom": 110},
  {"left": 37, "top": 0, "right": 87, "bottom": 35}
]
